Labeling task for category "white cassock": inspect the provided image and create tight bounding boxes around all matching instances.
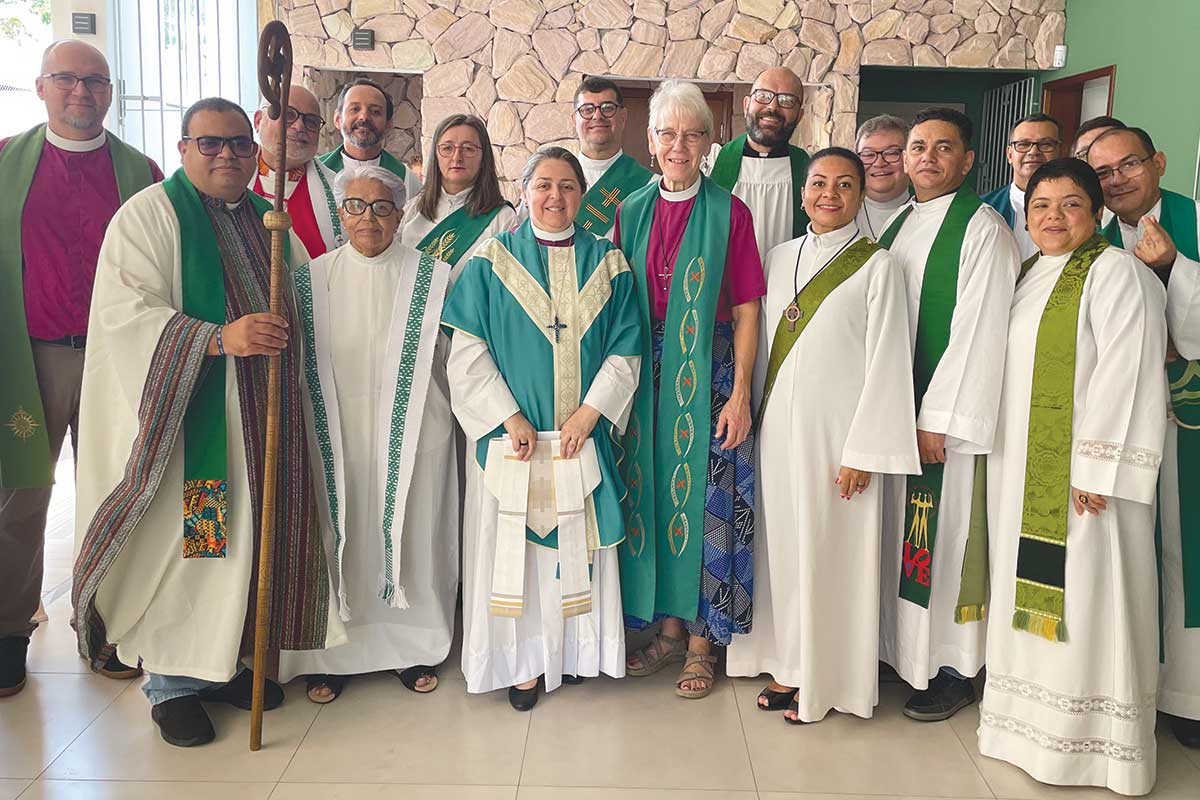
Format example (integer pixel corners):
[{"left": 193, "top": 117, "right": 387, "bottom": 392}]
[
  {"left": 978, "top": 246, "right": 1167, "bottom": 797},
  {"left": 727, "top": 222, "right": 919, "bottom": 721},
  {"left": 878, "top": 193, "right": 1020, "bottom": 688},
  {"left": 76, "top": 186, "right": 345, "bottom": 681},
  {"left": 855, "top": 191, "right": 911, "bottom": 242},
  {"left": 249, "top": 159, "right": 345, "bottom": 259},
  {"left": 399, "top": 189, "right": 518, "bottom": 281},
  {"left": 447, "top": 335, "right": 638, "bottom": 695},
  {"left": 279, "top": 239, "right": 457, "bottom": 681},
  {"left": 1006, "top": 184, "right": 1038, "bottom": 262},
  {"left": 1104, "top": 198, "right": 1200, "bottom": 721},
  {"left": 704, "top": 143, "right": 797, "bottom": 257}
]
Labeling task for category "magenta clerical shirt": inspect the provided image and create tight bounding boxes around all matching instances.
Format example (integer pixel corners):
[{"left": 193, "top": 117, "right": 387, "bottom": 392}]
[
  {"left": 613, "top": 179, "right": 764, "bottom": 322},
  {"left": 0, "top": 128, "right": 163, "bottom": 340}
]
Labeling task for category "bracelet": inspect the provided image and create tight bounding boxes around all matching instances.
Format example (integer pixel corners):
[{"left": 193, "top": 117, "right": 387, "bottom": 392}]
[{"left": 216, "top": 325, "right": 226, "bottom": 356}]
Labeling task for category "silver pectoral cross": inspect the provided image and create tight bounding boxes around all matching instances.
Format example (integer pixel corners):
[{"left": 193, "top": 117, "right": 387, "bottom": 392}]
[{"left": 547, "top": 316, "right": 568, "bottom": 344}]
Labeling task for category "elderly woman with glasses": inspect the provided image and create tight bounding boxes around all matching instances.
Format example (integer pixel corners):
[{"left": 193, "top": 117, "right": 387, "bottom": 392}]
[
  {"left": 400, "top": 114, "right": 515, "bottom": 281},
  {"left": 279, "top": 163, "right": 459, "bottom": 706},
  {"left": 614, "top": 79, "right": 765, "bottom": 700}
]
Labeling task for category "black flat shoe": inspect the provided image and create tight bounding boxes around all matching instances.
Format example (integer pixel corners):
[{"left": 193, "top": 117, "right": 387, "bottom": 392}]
[
  {"left": 508, "top": 682, "right": 539, "bottom": 711},
  {"left": 396, "top": 665, "right": 439, "bottom": 693},
  {"left": 1171, "top": 714, "right": 1200, "bottom": 748},
  {"left": 757, "top": 685, "right": 797, "bottom": 711},
  {"left": 903, "top": 672, "right": 976, "bottom": 722},
  {"left": 0, "top": 636, "right": 29, "bottom": 698},
  {"left": 561, "top": 674, "right": 586, "bottom": 685},
  {"left": 96, "top": 651, "right": 142, "bottom": 680},
  {"left": 197, "top": 668, "right": 283, "bottom": 711},
  {"left": 783, "top": 697, "right": 808, "bottom": 725},
  {"left": 305, "top": 674, "right": 348, "bottom": 704},
  {"left": 151, "top": 695, "right": 215, "bottom": 747}
]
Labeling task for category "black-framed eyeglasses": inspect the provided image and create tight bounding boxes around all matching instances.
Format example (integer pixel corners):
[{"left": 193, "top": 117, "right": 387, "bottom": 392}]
[
  {"left": 41, "top": 72, "right": 111, "bottom": 93},
  {"left": 284, "top": 105, "right": 324, "bottom": 133},
  {"left": 436, "top": 142, "right": 483, "bottom": 157},
  {"left": 182, "top": 135, "right": 257, "bottom": 158},
  {"left": 1009, "top": 138, "right": 1060, "bottom": 154},
  {"left": 1093, "top": 155, "right": 1155, "bottom": 183},
  {"left": 858, "top": 147, "right": 903, "bottom": 165},
  {"left": 576, "top": 102, "right": 622, "bottom": 119},
  {"left": 749, "top": 89, "right": 800, "bottom": 110},
  {"left": 341, "top": 197, "right": 397, "bottom": 217}
]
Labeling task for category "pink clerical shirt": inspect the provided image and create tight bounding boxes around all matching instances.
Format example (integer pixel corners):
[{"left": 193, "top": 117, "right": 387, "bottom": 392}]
[
  {"left": 0, "top": 129, "right": 164, "bottom": 340},
  {"left": 613, "top": 184, "right": 764, "bottom": 322}
]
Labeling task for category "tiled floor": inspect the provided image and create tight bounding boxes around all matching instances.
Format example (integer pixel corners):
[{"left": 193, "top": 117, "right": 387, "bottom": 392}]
[{"left": 4, "top": 459, "right": 1199, "bottom": 799}]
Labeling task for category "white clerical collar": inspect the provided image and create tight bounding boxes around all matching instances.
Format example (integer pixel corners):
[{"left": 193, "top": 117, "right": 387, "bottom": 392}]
[
  {"left": 45, "top": 126, "right": 106, "bottom": 152},
  {"left": 807, "top": 220, "right": 860, "bottom": 251},
  {"left": 864, "top": 192, "right": 909, "bottom": 212},
  {"left": 444, "top": 187, "right": 471, "bottom": 209},
  {"left": 659, "top": 176, "right": 701, "bottom": 202},
  {"left": 578, "top": 149, "right": 622, "bottom": 172},
  {"left": 343, "top": 151, "right": 381, "bottom": 167},
  {"left": 531, "top": 221, "right": 575, "bottom": 241}
]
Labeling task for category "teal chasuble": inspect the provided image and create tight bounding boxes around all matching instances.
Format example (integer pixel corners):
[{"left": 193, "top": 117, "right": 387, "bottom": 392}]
[
  {"left": 320, "top": 145, "right": 409, "bottom": 181},
  {"left": 416, "top": 203, "right": 507, "bottom": 266},
  {"left": 710, "top": 134, "right": 810, "bottom": 239},
  {"left": 577, "top": 153, "right": 654, "bottom": 236},
  {"left": 440, "top": 220, "right": 642, "bottom": 552},
  {"left": 0, "top": 124, "right": 154, "bottom": 488},
  {"left": 616, "top": 176, "right": 731, "bottom": 623}
]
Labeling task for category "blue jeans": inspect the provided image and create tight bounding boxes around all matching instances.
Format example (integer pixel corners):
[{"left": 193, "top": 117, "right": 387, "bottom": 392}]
[{"left": 143, "top": 664, "right": 245, "bottom": 706}]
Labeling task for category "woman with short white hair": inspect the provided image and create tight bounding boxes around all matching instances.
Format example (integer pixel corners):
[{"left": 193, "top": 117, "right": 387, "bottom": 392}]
[{"left": 614, "top": 79, "right": 765, "bottom": 699}]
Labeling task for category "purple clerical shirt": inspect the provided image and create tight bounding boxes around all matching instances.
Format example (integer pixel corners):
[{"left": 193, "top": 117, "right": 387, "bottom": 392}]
[{"left": 0, "top": 133, "right": 164, "bottom": 340}]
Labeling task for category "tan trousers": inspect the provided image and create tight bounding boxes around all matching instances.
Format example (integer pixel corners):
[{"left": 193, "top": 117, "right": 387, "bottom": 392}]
[{"left": 0, "top": 341, "right": 84, "bottom": 638}]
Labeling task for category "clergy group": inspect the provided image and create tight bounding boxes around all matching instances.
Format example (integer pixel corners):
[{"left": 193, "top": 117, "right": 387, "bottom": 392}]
[{"left": 1, "top": 37, "right": 1197, "bottom": 799}]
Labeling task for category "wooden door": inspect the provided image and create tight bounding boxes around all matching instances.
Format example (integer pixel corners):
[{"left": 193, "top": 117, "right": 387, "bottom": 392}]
[
  {"left": 619, "top": 85, "right": 735, "bottom": 172},
  {"left": 1041, "top": 65, "right": 1116, "bottom": 153}
]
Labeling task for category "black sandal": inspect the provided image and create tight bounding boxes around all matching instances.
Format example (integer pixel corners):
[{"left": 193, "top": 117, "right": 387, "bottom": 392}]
[
  {"left": 305, "top": 674, "right": 347, "bottom": 704},
  {"left": 396, "top": 665, "right": 439, "bottom": 693},
  {"left": 757, "top": 685, "right": 797, "bottom": 711},
  {"left": 784, "top": 697, "right": 808, "bottom": 725}
]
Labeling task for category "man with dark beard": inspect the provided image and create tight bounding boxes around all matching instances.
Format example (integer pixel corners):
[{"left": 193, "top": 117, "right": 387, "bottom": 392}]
[
  {"left": 319, "top": 78, "right": 421, "bottom": 201},
  {"left": 706, "top": 67, "right": 809, "bottom": 257}
]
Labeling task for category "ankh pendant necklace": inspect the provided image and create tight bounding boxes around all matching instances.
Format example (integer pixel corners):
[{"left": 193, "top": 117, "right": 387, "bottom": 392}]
[{"left": 787, "top": 230, "right": 857, "bottom": 332}]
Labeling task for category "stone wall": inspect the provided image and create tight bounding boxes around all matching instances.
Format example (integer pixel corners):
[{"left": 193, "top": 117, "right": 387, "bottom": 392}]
[
  {"left": 304, "top": 68, "right": 423, "bottom": 162},
  {"left": 272, "top": 0, "right": 1066, "bottom": 199}
]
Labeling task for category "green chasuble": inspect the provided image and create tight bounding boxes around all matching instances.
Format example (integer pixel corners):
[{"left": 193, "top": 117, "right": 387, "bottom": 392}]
[
  {"left": 710, "top": 134, "right": 810, "bottom": 239},
  {"left": 440, "top": 220, "right": 642, "bottom": 551},
  {"left": 417, "top": 203, "right": 508, "bottom": 266},
  {"left": 1103, "top": 189, "right": 1200, "bottom": 629},
  {"left": 878, "top": 186, "right": 983, "bottom": 610},
  {"left": 0, "top": 124, "right": 154, "bottom": 488},
  {"left": 617, "top": 176, "right": 731, "bottom": 623},
  {"left": 320, "top": 145, "right": 408, "bottom": 180},
  {"left": 577, "top": 153, "right": 654, "bottom": 236}
]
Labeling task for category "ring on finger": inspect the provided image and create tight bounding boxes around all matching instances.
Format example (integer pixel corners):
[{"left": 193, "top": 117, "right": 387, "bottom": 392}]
[{"left": 1079, "top": 494, "right": 1089, "bottom": 504}]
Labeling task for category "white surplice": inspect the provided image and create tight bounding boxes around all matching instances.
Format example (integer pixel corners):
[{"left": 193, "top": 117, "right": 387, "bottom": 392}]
[
  {"left": 878, "top": 192, "right": 1021, "bottom": 689},
  {"left": 855, "top": 191, "right": 911, "bottom": 242},
  {"left": 76, "top": 185, "right": 345, "bottom": 682},
  {"left": 977, "top": 245, "right": 1167, "bottom": 797},
  {"left": 399, "top": 189, "right": 517, "bottom": 281},
  {"left": 279, "top": 239, "right": 457, "bottom": 681},
  {"left": 704, "top": 143, "right": 798, "bottom": 257},
  {"left": 1105, "top": 197, "right": 1200, "bottom": 720},
  {"left": 727, "top": 222, "right": 919, "bottom": 721}
]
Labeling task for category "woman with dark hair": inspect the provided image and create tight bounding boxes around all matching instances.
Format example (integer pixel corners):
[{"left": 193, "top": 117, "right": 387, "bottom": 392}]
[
  {"left": 726, "top": 148, "right": 918, "bottom": 724},
  {"left": 401, "top": 113, "right": 515, "bottom": 280},
  {"left": 441, "top": 147, "right": 642, "bottom": 711},
  {"left": 977, "top": 158, "right": 1167, "bottom": 795}
]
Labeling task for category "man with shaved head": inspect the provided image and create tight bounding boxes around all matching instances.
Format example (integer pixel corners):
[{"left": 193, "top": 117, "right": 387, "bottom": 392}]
[
  {"left": 251, "top": 83, "right": 344, "bottom": 259},
  {"left": 706, "top": 66, "right": 810, "bottom": 257},
  {"left": 0, "top": 39, "right": 161, "bottom": 697}
]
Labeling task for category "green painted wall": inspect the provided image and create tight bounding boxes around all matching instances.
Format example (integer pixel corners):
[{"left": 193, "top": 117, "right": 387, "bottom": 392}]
[{"left": 1049, "top": 0, "right": 1200, "bottom": 196}]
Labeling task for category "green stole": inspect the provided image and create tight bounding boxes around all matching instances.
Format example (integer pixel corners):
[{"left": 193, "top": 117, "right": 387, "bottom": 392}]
[
  {"left": 0, "top": 124, "right": 154, "bottom": 489},
  {"left": 577, "top": 153, "right": 654, "bottom": 236},
  {"left": 1013, "top": 235, "right": 1111, "bottom": 642},
  {"left": 760, "top": 236, "right": 880, "bottom": 413},
  {"left": 161, "top": 171, "right": 279, "bottom": 556},
  {"left": 320, "top": 145, "right": 408, "bottom": 180},
  {"left": 1103, "top": 189, "right": 1200, "bottom": 629},
  {"left": 416, "top": 203, "right": 506, "bottom": 266},
  {"left": 709, "top": 134, "right": 810, "bottom": 239},
  {"left": 616, "top": 177, "right": 731, "bottom": 623},
  {"left": 878, "top": 187, "right": 982, "bottom": 609}
]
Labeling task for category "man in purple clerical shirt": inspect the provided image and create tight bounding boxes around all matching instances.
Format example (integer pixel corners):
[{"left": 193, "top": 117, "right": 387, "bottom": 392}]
[{"left": 0, "top": 39, "right": 162, "bottom": 698}]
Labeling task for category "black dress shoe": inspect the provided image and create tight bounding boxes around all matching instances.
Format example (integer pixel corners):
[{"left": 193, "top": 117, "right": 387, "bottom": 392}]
[
  {"left": 561, "top": 674, "right": 586, "bottom": 685},
  {"left": 0, "top": 636, "right": 29, "bottom": 698},
  {"left": 508, "top": 682, "right": 539, "bottom": 711},
  {"left": 903, "top": 671, "right": 976, "bottom": 721},
  {"left": 197, "top": 669, "right": 284, "bottom": 711},
  {"left": 96, "top": 651, "right": 142, "bottom": 680},
  {"left": 1171, "top": 714, "right": 1200, "bottom": 748},
  {"left": 151, "top": 695, "right": 215, "bottom": 747}
]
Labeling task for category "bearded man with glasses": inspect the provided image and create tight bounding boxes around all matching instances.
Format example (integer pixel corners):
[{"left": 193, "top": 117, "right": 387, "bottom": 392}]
[
  {"left": 0, "top": 39, "right": 162, "bottom": 699},
  {"left": 855, "top": 114, "right": 911, "bottom": 239},
  {"left": 981, "top": 113, "right": 1064, "bottom": 259},
  {"left": 250, "top": 83, "right": 344, "bottom": 260}
]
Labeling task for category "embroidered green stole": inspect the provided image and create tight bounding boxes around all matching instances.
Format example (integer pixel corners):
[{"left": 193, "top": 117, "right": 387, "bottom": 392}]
[
  {"left": 1012, "top": 235, "right": 1110, "bottom": 642},
  {"left": 577, "top": 153, "right": 654, "bottom": 236},
  {"left": 320, "top": 145, "right": 408, "bottom": 181},
  {"left": 878, "top": 186, "right": 982, "bottom": 609},
  {"left": 0, "top": 124, "right": 154, "bottom": 488},
  {"left": 616, "top": 177, "right": 730, "bottom": 623},
  {"left": 416, "top": 203, "right": 506, "bottom": 266},
  {"left": 760, "top": 236, "right": 879, "bottom": 413},
  {"left": 1103, "top": 189, "right": 1200, "bottom": 629},
  {"left": 162, "top": 171, "right": 280, "bottom": 556},
  {"left": 710, "top": 134, "right": 810, "bottom": 239}
]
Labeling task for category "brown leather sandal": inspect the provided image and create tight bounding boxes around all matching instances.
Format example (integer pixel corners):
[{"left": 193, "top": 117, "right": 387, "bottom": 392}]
[
  {"left": 625, "top": 633, "right": 686, "bottom": 677},
  {"left": 675, "top": 653, "right": 717, "bottom": 699}
]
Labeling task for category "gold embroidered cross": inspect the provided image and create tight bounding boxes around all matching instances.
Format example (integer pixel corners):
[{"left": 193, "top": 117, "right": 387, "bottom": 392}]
[{"left": 599, "top": 186, "right": 621, "bottom": 207}]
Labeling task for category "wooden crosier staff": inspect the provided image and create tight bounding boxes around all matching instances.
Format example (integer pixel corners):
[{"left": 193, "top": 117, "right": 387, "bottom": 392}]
[{"left": 250, "top": 19, "right": 292, "bottom": 753}]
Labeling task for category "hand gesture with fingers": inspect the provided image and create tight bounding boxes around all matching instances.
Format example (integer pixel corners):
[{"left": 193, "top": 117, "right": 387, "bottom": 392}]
[
  {"left": 1134, "top": 215, "right": 1178, "bottom": 269},
  {"left": 1070, "top": 486, "right": 1108, "bottom": 516},
  {"left": 215, "top": 312, "right": 290, "bottom": 357},
  {"left": 835, "top": 467, "right": 872, "bottom": 500}
]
